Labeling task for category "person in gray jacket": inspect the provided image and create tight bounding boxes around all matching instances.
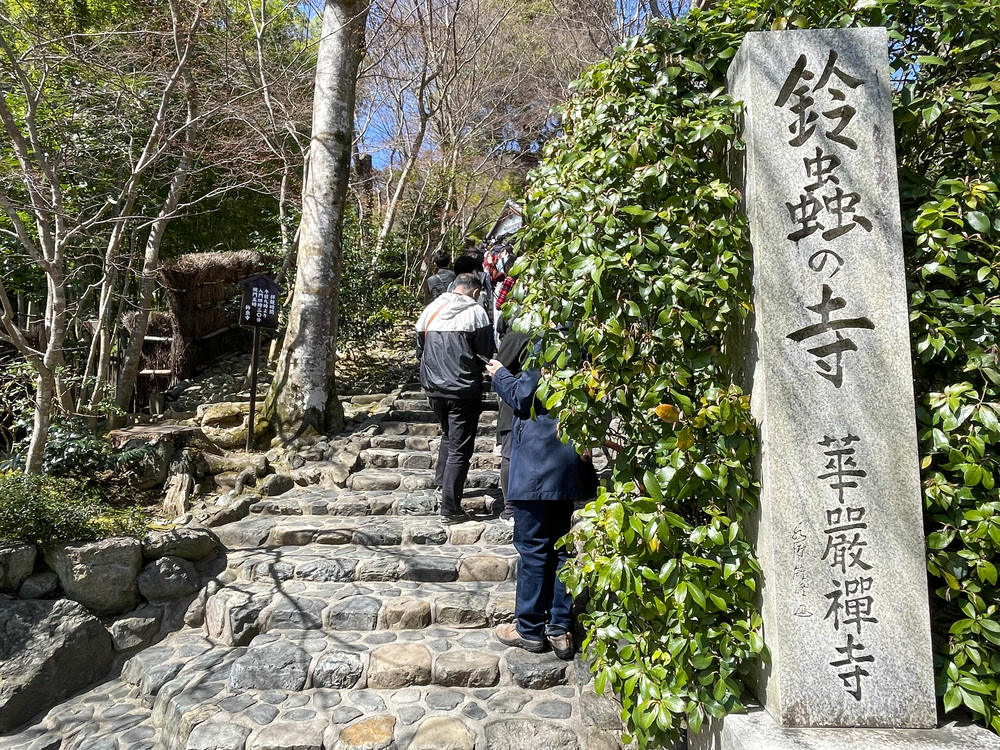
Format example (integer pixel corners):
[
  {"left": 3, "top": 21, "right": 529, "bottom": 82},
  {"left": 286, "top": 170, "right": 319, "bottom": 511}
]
[
  {"left": 424, "top": 251, "right": 456, "bottom": 302},
  {"left": 415, "top": 273, "right": 495, "bottom": 523}
]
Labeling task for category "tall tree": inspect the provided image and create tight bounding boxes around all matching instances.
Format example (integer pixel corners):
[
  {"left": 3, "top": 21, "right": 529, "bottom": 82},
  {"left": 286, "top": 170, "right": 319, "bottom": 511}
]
[{"left": 267, "top": 0, "right": 369, "bottom": 439}]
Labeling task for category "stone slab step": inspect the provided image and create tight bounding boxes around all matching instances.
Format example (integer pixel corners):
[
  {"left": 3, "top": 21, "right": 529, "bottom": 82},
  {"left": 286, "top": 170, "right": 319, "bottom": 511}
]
[
  {"left": 359, "top": 447, "right": 501, "bottom": 471},
  {"left": 223, "top": 544, "right": 518, "bottom": 586},
  {"left": 7, "top": 662, "right": 622, "bottom": 750},
  {"left": 394, "top": 397, "right": 499, "bottom": 412},
  {"left": 379, "top": 418, "right": 498, "bottom": 438},
  {"left": 202, "top": 580, "right": 517, "bottom": 644},
  {"left": 248, "top": 486, "right": 503, "bottom": 518},
  {"left": 384, "top": 411, "right": 499, "bottom": 431},
  {"left": 346, "top": 467, "right": 499, "bottom": 493},
  {"left": 122, "top": 628, "right": 584, "bottom": 710},
  {"left": 368, "top": 433, "right": 498, "bottom": 453},
  {"left": 217, "top": 513, "right": 514, "bottom": 550}
]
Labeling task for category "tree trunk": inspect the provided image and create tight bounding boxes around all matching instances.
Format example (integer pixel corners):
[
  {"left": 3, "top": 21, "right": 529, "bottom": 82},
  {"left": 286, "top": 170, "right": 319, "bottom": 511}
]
[{"left": 266, "top": 0, "right": 368, "bottom": 441}]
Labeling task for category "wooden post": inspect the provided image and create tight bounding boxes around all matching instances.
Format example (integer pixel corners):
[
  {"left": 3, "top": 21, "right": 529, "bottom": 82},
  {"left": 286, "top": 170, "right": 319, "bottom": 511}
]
[{"left": 246, "top": 325, "right": 261, "bottom": 452}]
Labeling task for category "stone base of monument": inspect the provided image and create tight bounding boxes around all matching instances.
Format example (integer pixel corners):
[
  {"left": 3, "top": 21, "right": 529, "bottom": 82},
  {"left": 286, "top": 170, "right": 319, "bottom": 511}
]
[{"left": 688, "top": 706, "right": 1000, "bottom": 750}]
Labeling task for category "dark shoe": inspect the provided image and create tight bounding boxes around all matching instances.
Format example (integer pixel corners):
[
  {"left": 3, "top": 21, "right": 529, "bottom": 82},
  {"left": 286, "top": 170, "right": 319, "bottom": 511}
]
[
  {"left": 442, "top": 511, "right": 473, "bottom": 525},
  {"left": 496, "top": 622, "right": 545, "bottom": 652},
  {"left": 499, "top": 509, "right": 514, "bottom": 527},
  {"left": 546, "top": 631, "right": 574, "bottom": 660}
]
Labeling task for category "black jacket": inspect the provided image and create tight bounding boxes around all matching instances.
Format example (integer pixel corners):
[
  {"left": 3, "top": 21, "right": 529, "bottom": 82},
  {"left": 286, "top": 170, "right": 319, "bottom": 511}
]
[{"left": 416, "top": 292, "right": 495, "bottom": 399}]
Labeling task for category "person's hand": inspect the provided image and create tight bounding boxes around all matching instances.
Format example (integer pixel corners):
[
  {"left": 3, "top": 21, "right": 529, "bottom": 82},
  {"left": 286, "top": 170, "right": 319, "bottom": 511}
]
[
  {"left": 581, "top": 449, "right": 593, "bottom": 462},
  {"left": 485, "top": 358, "right": 504, "bottom": 377}
]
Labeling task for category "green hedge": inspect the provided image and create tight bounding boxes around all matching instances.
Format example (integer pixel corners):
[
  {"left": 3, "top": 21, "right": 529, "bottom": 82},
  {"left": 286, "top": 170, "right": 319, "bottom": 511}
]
[
  {"left": 512, "top": 0, "right": 1000, "bottom": 745},
  {"left": 0, "top": 472, "right": 148, "bottom": 547}
]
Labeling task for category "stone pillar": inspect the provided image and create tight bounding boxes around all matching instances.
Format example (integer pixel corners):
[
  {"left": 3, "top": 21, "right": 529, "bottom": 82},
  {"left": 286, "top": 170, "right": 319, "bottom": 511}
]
[{"left": 727, "top": 27, "right": 936, "bottom": 728}]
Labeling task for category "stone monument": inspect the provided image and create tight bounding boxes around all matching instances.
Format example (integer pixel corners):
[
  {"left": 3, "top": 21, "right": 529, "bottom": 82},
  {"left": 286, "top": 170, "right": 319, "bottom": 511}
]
[{"left": 691, "top": 26, "right": 1000, "bottom": 749}]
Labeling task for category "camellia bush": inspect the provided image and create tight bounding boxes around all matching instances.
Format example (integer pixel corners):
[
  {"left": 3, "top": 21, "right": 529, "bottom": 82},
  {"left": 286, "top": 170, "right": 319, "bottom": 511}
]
[{"left": 512, "top": 0, "right": 999, "bottom": 746}]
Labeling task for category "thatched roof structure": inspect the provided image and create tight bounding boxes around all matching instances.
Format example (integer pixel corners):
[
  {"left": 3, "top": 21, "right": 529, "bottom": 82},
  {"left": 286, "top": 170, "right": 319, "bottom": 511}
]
[{"left": 159, "top": 250, "right": 271, "bottom": 378}]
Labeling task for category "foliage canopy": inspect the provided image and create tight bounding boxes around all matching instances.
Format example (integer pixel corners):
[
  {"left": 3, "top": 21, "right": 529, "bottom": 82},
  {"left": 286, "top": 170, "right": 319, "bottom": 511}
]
[{"left": 513, "top": 0, "right": 1000, "bottom": 745}]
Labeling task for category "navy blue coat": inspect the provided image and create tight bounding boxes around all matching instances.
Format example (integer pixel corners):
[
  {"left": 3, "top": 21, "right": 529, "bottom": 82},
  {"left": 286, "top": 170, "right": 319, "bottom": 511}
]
[{"left": 491, "top": 367, "right": 597, "bottom": 502}]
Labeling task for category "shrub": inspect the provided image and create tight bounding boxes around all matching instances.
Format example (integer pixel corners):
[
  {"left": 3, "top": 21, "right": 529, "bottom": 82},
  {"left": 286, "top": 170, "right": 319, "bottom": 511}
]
[
  {"left": 514, "top": 0, "right": 1000, "bottom": 745},
  {"left": 0, "top": 472, "right": 148, "bottom": 547}
]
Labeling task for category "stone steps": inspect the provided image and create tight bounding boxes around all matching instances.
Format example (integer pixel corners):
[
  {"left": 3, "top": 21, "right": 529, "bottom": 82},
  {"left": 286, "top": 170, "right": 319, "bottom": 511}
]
[
  {"left": 106, "top": 627, "right": 593, "bottom": 750},
  {"left": 0, "top": 386, "right": 626, "bottom": 750},
  {"left": 367, "top": 433, "right": 498, "bottom": 453},
  {"left": 393, "top": 398, "right": 499, "bottom": 412},
  {"left": 345, "top": 467, "right": 500, "bottom": 493},
  {"left": 248, "top": 486, "right": 503, "bottom": 518},
  {"left": 385, "top": 412, "right": 499, "bottom": 433},
  {"left": 218, "top": 513, "right": 514, "bottom": 550},
  {"left": 203, "top": 580, "right": 515, "bottom": 642},
  {"left": 222, "top": 544, "right": 517, "bottom": 584},
  {"left": 359, "top": 447, "right": 502, "bottom": 471}
]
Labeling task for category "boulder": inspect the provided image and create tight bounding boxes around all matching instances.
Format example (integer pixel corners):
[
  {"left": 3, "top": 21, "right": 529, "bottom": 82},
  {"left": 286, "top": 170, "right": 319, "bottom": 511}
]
[
  {"left": 143, "top": 527, "right": 219, "bottom": 561},
  {"left": 18, "top": 570, "right": 58, "bottom": 599},
  {"left": 0, "top": 543, "right": 36, "bottom": 593},
  {"left": 137, "top": 555, "right": 200, "bottom": 600},
  {"left": 0, "top": 598, "right": 113, "bottom": 733},
  {"left": 199, "top": 402, "right": 268, "bottom": 449},
  {"left": 108, "top": 604, "right": 163, "bottom": 651},
  {"left": 258, "top": 474, "right": 295, "bottom": 497},
  {"left": 44, "top": 537, "right": 142, "bottom": 616}
]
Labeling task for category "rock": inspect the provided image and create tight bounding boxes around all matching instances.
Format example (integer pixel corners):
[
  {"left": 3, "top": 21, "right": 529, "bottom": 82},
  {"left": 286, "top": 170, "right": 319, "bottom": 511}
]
[
  {"left": 204, "top": 494, "right": 257, "bottom": 528},
  {"left": 457, "top": 554, "right": 509, "bottom": 582},
  {"left": 312, "top": 651, "right": 364, "bottom": 689},
  {"left": 366, "top": 644, "right": 432, "bottom": 689},
  {"left": 356, "top": 557, "right": 399, "bottom": 582},
  {"left": 400, "top": 557, "right": 457, "bottom": 583},
  {"left": 484, "top": 719, "right": 579, "bottom": 750},
  {"left": 0, "top": 599, "right": 113, "bottom": 733},
  {"left": 187, "top": 721, "right": 251, "bottom": 750},
  {"left": 228, "top": 639, "right": 311, "bottom": 692},
  {"left": 425, "top": 689, "right": 464, "bottom": 710},
  {"left": 204, "top": 589, "right": 267, "bottom": 646},
  {"left": 486, "top": 690, "right": 532, "bottom": 714},
  {"left": 381, "top": 597, "right": 431, "bottom": 630},
  {"left": 487, "top": 592, "right": 516, "bottom": 624},
  {"left": 408, "top": 717, "right": 476, "bottom": 750},
  {"left": 212, "top": 516, "right": 277, "bottom": 549},
  {"left": 533, "top": 700, "right": 573, "bottom": 719},
  {"left": 143, "top": 528, "right": 218, "bottom": 561},
  {"left": 44, "top": 537, "right": 142, "bottom": 616},
  {"left": 332, "top": 715, "right": 397, "bottom": 750},
  {"left": 138, "top": 556, "right": 199, "bottom": 600},
  {"left": 265, "top": 597, "right": 325, "bottom": 630},
  {"left": 0, "top": 543, "right": 36, "bottom": 593},
  {"left": 434, "top": 650, "right": 499, "bottom": 688},
  {"left": 324, "top": 596, "right": 381, "bottom": 631},
  {"left": 295, "top": 558, "right": 357, "bottom": 582},
  {"left": 578, "top": 692, "right": 622, "bottom": 731},
  {"left": 259, "top": 474, "right": 295, "bottom": 497},
  {"left": 348, "top": 473, "right": 401, "bottom": 492},
  {"left": 435, "top": 592, "right": 489, "bottom": 628},
  {"left": 249, "top": 718, "right": 327, "bottom": 750},
  {"left": 447, "top": 523, "right": 485, "bottom": 546},
  {"left": 108, "top": 605, "right": 162, "bottom": 651},
  {"left": 199, "top": 402, "right": 267, "bottom": 449},
  {"left": 409, "top": 525, "right": 447, "bottom": 545},
  {"left": 505, "top": 650, "right": 569, "bottom": 690},
  {"left": 18, "top": 571, "right": 57, "bottom": 600}
]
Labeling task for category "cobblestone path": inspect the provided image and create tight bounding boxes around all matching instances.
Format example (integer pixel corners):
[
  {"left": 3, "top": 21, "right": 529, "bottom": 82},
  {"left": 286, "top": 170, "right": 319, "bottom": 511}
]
[{"left": 2, "top": 391, "right": 625, "bottom": 750}]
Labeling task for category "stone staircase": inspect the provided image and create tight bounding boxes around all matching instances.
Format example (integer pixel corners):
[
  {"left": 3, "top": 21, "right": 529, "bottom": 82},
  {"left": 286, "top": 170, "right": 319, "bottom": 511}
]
[{"left": 1, "top": 390, "right": 625, "bottom": 750}]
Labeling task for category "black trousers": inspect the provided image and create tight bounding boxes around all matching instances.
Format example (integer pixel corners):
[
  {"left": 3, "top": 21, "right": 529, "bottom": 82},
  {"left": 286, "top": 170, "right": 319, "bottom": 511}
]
[{"left": 429, "top": 396, "right": 482, "bottom": 516}]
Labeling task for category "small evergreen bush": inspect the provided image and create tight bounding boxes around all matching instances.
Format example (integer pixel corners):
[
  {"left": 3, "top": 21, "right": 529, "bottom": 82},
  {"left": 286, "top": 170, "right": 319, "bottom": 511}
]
[{"left": 0, "top": 472, "right": 148, "bottom": 547}]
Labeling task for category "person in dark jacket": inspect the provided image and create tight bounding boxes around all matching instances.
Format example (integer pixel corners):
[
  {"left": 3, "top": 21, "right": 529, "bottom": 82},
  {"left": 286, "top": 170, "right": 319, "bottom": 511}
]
[
  {"left": 485, "top": 357, "right": 597, "bottom": 659},
  {"left": 424, "top": 251, "right": 456, "bottom": 303},
  {"left": 416, "top": 273, "right": 496, "bottom": 523}
]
